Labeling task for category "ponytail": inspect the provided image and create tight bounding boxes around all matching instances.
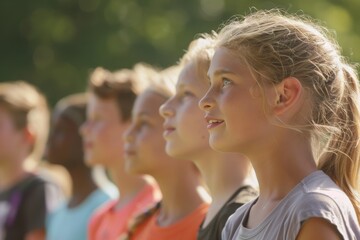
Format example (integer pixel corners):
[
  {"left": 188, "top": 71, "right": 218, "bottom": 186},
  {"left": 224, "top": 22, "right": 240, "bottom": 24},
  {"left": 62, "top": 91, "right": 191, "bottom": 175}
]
[{"left": 318, "top": 64, "right": 360, "bottom": 223}]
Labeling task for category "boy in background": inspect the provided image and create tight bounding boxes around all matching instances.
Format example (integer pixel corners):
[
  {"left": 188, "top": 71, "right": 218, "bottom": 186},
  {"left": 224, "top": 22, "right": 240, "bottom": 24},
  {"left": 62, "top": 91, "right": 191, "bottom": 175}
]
[
  {"left": 82, "top": 66, "right": 161, "bottom": 240},
  {"left": 0, "top": 81, "right": 63, "bottom": 240}
]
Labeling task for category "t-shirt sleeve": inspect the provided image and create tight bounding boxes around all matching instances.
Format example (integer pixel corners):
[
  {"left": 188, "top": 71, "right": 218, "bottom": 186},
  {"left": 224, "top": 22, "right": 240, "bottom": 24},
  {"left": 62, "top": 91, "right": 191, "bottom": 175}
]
[
  {"left": 218, "top": 202, "right": 243, "bottom": 237},
  {"left": 22, "top": 181, "right": 63, "bottom": 234},
  {"left": 294, "top": 191, "right": 350, "bottom": 239},
  {"left": 221, "top": 213, "right": 234, "bottom": 240},
  {"left": 221, "top": 203, "right": 249, "bottom": 240},
  {"left": 22, "top": 182, "right": 47, "bottom": 233}
]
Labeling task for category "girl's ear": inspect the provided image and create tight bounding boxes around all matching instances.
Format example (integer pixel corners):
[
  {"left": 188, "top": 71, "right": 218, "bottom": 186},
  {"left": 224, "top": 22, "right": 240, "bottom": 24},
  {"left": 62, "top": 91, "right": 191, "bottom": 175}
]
[
  {"left": 23, "top": 126, "right": 36, "bottom": 146},
  {"left": 272, "top": 77, "right": 303, "bottom": 116}
]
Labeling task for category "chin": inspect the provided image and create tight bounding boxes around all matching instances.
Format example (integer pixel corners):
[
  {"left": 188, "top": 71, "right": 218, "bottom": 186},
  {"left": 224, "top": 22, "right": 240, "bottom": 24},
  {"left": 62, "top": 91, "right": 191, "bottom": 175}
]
[
  {"left": 125, "top": 162, "right": 142, "bottom": 175},
  {"left": 84, "top": 157, "right": 94, "bottom": 166},
  {"left": 165, "top": 147, "right": 188, "bottom": 160},
  {"left": 125, "top": 167, "right": 136, "bottom": 175},
  {"left": 129, "top": 168, "right": 146, "bottom": 176},
  {"left": 84, "top": 155, "right": 103, "bottom": 167},
  {"left": 209, "top": 136, "right": 236, "bottom": 153},
  {"left": 165, "top": 144, "right": 180, "bottom": 157}
]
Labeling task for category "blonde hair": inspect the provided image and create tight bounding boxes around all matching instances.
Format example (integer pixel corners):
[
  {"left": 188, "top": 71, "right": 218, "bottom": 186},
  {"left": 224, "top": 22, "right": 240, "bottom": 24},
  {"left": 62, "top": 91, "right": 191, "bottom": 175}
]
[
  {"left": 180, "top": 34, "right": 216, "bottom": 79},
  {"left": 0, "top": 81, "right": 49, "bottom": 168},
  {"left": 217, "top": 9, "right": 360, "bottom": 221},
  {"left": 146, "top": 65, "right": 181, "bottom": 99}
]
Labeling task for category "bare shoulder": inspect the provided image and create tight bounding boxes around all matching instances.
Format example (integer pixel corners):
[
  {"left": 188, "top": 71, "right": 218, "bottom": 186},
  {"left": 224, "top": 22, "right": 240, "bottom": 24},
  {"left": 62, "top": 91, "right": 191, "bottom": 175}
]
[{"left": 296, "top": 217, "right": 342, "bottom": 240}]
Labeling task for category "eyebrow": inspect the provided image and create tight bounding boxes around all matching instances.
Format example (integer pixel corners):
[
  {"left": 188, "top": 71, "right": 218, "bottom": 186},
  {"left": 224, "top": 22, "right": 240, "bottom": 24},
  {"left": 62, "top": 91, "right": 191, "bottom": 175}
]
[
  {"left": 176, "top": 82, "right": 185, "bottom": 90},
  {"left": 207, "top": 69, "right": 235, "bottom": 79},
  {"left": 133, "top": 112, "right": 151, "bottom": 119}
]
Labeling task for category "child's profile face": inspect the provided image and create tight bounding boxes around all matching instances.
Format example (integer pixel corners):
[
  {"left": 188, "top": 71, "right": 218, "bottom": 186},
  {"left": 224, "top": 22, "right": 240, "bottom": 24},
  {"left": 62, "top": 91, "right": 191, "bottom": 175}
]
[
  {"left": 81, "top": 94, "right": 129, "bottom": 168},
  {"left": 160, "top": 61, "right": 211, "bottom": 160},
  {"left": 0, "top": 106, "right": 27, "bottom": 162},
  {"left": 199, "top": 47, "right": 270, "bottom": 154},
  {"left": 46, "top": 113, "right": 84, "bottom": 168},
  {"left": 123, "top": 90, "right": 170, "bottom": 175}
]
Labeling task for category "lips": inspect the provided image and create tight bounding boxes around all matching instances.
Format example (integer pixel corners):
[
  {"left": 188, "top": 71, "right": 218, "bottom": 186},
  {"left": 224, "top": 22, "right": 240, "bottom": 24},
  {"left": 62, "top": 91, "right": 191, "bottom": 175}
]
[
  {"left": 124, "top": 151, "right": 135, "bottom": 158},
  {"left": 164, "top": 127, "right": 175, "bottom": 136},
  {"left": 205, "top": 116, "right": 224, "bottom": 129},
  {"left": 83, "top": 142, "right": 93, "bottom": 149},
  {"left": 124, "top": 147, "right": 136, "bottom": 158},
  {"left": 162, "top": 123, "right": 176, "bottom": 138}
]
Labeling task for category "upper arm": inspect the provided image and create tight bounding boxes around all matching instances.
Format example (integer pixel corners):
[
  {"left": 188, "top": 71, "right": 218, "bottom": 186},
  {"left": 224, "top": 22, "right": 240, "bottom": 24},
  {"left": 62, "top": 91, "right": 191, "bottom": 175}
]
[{"left": 296, "top": 218, "right": 342, "bottom": 240}]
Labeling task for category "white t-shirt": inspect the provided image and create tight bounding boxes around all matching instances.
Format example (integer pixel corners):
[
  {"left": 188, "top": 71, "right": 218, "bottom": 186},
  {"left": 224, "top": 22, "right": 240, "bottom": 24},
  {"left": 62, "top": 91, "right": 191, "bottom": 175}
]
[{"left": 222, "top": 171, "right": 360, "bottom": 240}]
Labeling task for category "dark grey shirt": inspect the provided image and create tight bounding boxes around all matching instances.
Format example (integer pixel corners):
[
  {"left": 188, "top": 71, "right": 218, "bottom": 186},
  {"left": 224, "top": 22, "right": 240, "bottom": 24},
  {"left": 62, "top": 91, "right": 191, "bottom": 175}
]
[{"left": 197, "top": 186, "right": 257, "bottom": 240}]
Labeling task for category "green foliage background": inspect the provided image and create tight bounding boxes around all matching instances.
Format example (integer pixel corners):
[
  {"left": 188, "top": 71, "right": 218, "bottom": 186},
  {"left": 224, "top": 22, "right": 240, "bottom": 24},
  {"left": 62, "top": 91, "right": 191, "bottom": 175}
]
[{"left": 0, "top": 0, "right": 359, "bottom": 106}]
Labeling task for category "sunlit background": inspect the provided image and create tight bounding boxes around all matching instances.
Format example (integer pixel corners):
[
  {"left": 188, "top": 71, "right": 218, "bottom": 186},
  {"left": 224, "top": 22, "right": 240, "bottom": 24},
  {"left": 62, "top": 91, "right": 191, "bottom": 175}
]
[{"left": 0, "top": 0, "right": 359, "bottom": 106}]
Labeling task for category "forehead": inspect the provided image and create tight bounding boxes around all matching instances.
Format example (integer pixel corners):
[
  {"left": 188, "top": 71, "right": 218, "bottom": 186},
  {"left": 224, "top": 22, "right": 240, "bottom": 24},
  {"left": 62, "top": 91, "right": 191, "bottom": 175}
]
[
  {"left": 177, "top": 62, "right": 208, "bottom": 88},
  {"left": 87, "top": 94, "right": 120, "bottom": 116},
  {"left": 133, "top": 90, "right": 166, "bottom": 117},
  {"left": 208, "top": 47, "right": 249, "bottom": 78},
  {"left": 0, "top": 105, "right": 16, "bottom": 121}
]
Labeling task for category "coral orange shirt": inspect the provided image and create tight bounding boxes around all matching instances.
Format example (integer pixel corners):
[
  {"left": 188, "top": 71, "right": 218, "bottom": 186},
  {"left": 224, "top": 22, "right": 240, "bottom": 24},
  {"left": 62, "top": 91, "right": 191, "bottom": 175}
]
[
  {"left": 130, "top": 203, "right": 209, "bottom": 240},
  {"left": 88, "top": 184, "right": 161, "bottom": 240}
]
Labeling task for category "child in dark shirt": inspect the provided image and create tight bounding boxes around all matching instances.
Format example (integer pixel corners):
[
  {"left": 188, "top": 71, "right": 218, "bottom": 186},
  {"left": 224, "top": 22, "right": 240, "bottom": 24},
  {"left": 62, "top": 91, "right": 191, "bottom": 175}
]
[{"left": 0, "top": 81, "right": 63, "bottom": 240}]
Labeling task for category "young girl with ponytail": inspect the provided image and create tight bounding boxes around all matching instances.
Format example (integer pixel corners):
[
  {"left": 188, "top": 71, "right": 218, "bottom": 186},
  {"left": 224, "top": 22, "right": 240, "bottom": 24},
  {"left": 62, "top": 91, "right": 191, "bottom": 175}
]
[{"left": 200, "top": 9, "right": 360, "bottom": 240}]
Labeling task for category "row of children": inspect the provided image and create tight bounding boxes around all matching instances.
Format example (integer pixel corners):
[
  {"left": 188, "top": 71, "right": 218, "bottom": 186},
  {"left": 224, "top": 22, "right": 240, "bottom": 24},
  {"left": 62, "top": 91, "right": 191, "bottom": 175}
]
[{"left": 1, "top": 9, "right": 359, "bottom": 240}]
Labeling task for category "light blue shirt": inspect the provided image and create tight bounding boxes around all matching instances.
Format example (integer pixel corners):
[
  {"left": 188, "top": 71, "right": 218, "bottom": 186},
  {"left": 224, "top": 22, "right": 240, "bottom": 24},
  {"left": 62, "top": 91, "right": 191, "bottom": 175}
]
[{"left": 46, "top": 189, "right": 110, "bottom": 240}]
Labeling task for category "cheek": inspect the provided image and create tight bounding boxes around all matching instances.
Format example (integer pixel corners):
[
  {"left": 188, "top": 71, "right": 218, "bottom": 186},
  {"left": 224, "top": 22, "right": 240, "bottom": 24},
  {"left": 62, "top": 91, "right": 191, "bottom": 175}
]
[
  {"left": 178, "top": 106, "right": 206, "bottom": 134},
  {"left": 220, "top": 89, "right": 250, "bottom": 115},
  {"left": 141, "top": 130, "right": 165, "bottom": 152},
  {"left": 0, "top": 130, "right": 21, "bottom": 147},
  {"left": 138, "top": 129, "right": 160, "bottom": 145},
  {"left": 93, "top": 124, "right": 113, "bottom": 142},
  {"left": 85, "top": 124, "right": 100, "bottom": 139}
]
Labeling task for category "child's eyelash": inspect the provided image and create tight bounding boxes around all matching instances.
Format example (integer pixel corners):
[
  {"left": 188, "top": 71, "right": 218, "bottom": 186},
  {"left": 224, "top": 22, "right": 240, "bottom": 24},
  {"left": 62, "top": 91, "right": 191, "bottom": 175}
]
[{"left": 222, "top": 78, "right": 232, "bottom": 87}]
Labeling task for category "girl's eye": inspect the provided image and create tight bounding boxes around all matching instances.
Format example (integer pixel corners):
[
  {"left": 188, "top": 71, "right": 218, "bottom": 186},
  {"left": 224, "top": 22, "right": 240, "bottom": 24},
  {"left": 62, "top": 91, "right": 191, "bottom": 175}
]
[
  {"left": 140, "top": 120, "right": 149, "bottom": 126},
  {"left": 183, "top": 91, "right": 193, "bottom": 97},
  {"left": 135, "top": 119, "right": 148, "bottom": 128},
  {"left": 222, "top": 78, "right": 232, "bottom": 87},
  {"left": 179, "top": 90, "right": 193, "bottom": 99}
]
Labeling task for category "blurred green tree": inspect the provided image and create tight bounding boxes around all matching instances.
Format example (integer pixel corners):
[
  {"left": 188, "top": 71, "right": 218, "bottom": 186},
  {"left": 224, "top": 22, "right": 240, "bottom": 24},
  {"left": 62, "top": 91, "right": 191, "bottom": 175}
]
[{"left": 0, "top": 0, "right": 359, "bottom": 106}]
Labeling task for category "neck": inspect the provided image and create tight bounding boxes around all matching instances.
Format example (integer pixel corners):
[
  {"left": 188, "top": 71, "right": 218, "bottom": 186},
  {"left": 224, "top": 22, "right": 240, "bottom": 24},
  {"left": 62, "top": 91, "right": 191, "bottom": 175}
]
[
  {"left": 194, "top": 151, "right": 256, "bottom": 227},
  {"left": 0, "top": 157, "right": 30, "bottom": 191},
  {"left": 195, "top": 151, "right": 254, "bottom": 198},
  {"left": 108, "top": 168, "right": 150, "bottom": 207},
  {"left": 248, "top": 132, "right": 317, "bottom": 202},
  {"left": 67, "top": 165, "right": 98, "bottom": 208},
  {"left": 153, "top": 160, "right": 209, "bottom": 226}
]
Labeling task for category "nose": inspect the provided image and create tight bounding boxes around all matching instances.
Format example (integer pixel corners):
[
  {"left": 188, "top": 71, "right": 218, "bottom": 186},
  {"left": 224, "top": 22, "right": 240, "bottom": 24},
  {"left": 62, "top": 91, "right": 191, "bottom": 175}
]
[
  {"left": 159, "top": 98, "right": 174, "bottom": 119},
  {"left": 199, "top": 89, "right": 215, "bottom": 111},
  {"left": 122, "top": 125, "right": 134, "bottom": 143},
  {"left": 79, "top": 121, "right": 88, "bottom": 136}
]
